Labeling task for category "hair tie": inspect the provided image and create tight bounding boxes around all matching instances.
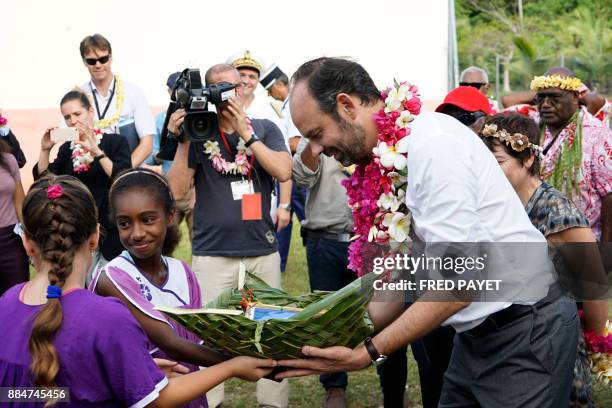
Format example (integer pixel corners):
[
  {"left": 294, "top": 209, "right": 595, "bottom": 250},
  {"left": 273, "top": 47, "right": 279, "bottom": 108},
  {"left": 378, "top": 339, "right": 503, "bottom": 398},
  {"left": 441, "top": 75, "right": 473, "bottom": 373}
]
[
  {"left": 47, "top": 184, "right": 64, "bottom": 200},
  {"left": 46, "top": 285, "right": 62, "bottom": 299}
]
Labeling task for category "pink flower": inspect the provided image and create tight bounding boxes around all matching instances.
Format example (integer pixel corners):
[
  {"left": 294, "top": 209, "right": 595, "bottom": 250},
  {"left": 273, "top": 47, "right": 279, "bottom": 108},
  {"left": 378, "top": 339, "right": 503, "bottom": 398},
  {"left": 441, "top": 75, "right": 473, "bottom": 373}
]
[
  {"left": 404, "top": 97, "right": 422, "bottom": 115},
  {"left": 47, "top": 185, "right": 64, "bottom": 200},
  {"left": 0, "top": 115, "right": 7, "bottom": 126}
]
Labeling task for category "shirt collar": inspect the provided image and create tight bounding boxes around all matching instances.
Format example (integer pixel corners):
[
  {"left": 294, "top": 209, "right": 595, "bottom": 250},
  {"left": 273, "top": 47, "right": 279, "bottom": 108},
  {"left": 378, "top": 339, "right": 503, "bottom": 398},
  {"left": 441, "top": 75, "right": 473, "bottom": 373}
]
[{"left": 90, "top": 75, "right": 116, "bottom": 96}]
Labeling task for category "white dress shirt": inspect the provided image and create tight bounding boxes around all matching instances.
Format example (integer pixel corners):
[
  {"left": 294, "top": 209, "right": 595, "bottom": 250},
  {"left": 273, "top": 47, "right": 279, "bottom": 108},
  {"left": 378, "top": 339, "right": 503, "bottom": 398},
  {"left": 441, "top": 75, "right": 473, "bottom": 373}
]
[
  {"left": 82, "top": 76, "right": 156, "bottom": 138},
  {"left": 405, "top": 111, "right": 554, "bottom": 332}
]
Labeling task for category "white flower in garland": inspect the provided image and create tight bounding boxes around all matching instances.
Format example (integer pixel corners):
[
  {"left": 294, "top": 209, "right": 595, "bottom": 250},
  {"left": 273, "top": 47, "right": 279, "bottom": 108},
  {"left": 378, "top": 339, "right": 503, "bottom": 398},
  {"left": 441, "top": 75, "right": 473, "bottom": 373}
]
[
  {"left": 382, "top": 212, "right": 411, "bottom": 243},
  {"left": 384, "top": 84, "right": 412, "bottom": 113},
  {"left": 378, "top": 190, "right": 404, "bottom": 212},
  {"left": 376, "top": 137, "right": 410, "bottom": 170},
  {"left": 395, "top": 111, "right": 415, "bottom": 129}
]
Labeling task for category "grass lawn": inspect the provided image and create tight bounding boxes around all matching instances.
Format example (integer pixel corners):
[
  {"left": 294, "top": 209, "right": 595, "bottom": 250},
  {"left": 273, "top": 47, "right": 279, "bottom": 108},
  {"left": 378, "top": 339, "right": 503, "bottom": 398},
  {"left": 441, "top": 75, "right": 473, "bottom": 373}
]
[{"left": 174, "top": 219, "right": 611, "bottom": 407}]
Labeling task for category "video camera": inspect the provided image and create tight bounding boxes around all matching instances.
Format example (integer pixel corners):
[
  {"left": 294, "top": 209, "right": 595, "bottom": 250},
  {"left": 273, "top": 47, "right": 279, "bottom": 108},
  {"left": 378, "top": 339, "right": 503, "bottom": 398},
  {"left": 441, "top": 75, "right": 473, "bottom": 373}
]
[{"left": 157, "top": 68, "right": 237, "bottom": 160}]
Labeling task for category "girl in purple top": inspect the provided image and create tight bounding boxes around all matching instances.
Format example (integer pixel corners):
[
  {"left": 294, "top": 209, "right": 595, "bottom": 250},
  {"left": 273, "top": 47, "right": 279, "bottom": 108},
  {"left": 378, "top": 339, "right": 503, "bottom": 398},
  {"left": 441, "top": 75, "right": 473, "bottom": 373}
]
[
  {"left": 90, "top": 168, "right": 227, "bottom": 407},
  {"left": 0, "top": 175, "right": 276, "bottom": 407}
]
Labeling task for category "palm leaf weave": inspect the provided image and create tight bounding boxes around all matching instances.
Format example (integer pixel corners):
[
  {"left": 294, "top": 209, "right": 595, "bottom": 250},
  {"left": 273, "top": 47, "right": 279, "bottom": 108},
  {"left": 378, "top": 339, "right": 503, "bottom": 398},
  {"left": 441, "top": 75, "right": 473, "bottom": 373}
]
[{"left": 159, "top": 272, "right": 376, "bottom": 359}]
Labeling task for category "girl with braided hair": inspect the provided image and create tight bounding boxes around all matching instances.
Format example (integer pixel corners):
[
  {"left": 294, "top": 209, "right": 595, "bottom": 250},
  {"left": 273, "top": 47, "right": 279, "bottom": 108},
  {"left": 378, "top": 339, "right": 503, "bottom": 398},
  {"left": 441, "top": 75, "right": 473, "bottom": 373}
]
[{"left": 0, "top": 175, "right": 276, "bottom": 407}]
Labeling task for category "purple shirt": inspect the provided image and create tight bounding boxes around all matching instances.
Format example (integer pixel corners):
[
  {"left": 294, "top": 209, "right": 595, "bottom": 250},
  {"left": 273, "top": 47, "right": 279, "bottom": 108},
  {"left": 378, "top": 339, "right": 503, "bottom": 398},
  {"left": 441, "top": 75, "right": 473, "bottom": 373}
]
[
  {"left": 0, "top": 284, "right": 167, "bottom": 407},
  {"left": 0, "top": 153, "right": 19, "bottom": 228}
]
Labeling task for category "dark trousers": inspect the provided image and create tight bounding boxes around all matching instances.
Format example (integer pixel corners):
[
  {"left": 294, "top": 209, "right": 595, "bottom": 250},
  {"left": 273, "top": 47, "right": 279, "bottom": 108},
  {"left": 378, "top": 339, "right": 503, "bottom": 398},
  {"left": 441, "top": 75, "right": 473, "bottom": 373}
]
[
  {"left": 0, "top": 224, "right": 29, "bottom": 295},
  {"left": 305, "top": 236, "right": 355, "bottom": 389},
  {"left": 439, "top": 297, "right": 578, "bottom": 407},
  {"left": 276, "top": 184, "right": 306, "bottom": 272},
  {"left": 377, "top": 325, "right": 455, "bottom": 408}
]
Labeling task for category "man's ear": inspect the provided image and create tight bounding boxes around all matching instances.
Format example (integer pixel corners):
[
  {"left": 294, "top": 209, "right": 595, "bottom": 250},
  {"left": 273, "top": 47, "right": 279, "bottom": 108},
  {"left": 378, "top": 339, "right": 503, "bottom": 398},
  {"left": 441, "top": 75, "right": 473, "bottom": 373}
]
[{"left": 336, "top": 93, "right": 359, "bottom": 120}]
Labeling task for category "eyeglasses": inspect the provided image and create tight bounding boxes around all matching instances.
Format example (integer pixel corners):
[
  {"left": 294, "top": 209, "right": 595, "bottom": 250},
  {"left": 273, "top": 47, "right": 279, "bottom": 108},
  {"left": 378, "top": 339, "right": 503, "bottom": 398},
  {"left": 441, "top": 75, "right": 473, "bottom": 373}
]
[
  {"left": 534, "top": 93, "right": 568, "bottom": 105},
  {"left": 452, "top": 111, "right": 486, "bottom": 126},
  {"left": 84, "top": 55, "right": 111, "bottom": 66},
  {"left": 459, "top": 82, "right": 487, "bottom": 89}
]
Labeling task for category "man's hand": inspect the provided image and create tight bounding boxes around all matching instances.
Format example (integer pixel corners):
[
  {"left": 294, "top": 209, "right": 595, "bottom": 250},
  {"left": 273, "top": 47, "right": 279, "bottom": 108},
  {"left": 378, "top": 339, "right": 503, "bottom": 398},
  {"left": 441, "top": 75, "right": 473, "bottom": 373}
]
[
  {"left": 168, "top": 109, "right": 186, "bottom": 136},
  {"left": 275, "top": 345, "right": 371, "bottom": 380},
  {"left": 274, "top": 207, "right": 291, "bottom": 232},
  {"left": 223, "top": 97, "right": 251, "bottom": 141}
]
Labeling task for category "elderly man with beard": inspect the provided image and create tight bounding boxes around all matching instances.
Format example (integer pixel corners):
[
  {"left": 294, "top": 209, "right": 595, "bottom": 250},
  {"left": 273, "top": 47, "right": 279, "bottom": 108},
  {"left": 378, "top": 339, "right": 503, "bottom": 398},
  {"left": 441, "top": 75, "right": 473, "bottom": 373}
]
[{"left": 275, "top": 57, "right": 580, "bottom": 408}]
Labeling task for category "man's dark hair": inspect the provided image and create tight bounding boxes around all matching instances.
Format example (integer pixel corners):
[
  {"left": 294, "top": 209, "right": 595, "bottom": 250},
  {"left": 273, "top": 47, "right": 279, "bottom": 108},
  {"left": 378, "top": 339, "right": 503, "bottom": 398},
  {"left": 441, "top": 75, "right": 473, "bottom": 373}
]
[
  {"left": 79, "top": 34, "right": 112, "bottom": 58},
  {"left": 480, "top": 113, "right": 541, "bottom": 176},
  {"left": 292, "top": 57, "right": 380, "bottom": 118},
  {"left": 276, "top": 74, "right": 289, "bottom": 87}
]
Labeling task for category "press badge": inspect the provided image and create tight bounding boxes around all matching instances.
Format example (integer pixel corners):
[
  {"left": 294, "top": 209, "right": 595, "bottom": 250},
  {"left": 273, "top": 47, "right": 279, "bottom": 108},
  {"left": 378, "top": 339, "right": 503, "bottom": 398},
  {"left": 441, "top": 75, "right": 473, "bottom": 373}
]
[{"left": 231, "top": 179, "right": 254, "bottom": 200}]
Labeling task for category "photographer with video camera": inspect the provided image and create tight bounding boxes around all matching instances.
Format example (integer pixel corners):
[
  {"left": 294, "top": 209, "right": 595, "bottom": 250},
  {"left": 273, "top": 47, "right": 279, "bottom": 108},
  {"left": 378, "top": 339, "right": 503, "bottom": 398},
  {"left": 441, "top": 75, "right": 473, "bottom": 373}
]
[{"left": 166, "top": 64, "right": 291, "bottom": 407}]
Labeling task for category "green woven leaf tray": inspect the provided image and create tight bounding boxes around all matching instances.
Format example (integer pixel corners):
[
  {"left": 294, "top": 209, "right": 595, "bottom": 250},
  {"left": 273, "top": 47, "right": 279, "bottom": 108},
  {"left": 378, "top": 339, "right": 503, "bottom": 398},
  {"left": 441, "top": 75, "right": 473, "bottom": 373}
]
[{"left": 157, "top": 272, "right": 375, "bottom": 359}]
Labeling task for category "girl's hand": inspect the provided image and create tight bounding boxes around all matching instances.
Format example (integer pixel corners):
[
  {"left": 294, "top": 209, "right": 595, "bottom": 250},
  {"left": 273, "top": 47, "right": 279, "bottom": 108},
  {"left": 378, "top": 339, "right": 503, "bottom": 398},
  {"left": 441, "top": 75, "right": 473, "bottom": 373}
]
[
  {"left": 153, "top": 358, "right": 190, "bottom": 379},
  {"left": 41, "top": 127, "right": 57, "bottom": 151},
  {"left": 76, "top": 123, "right": 102, "bottom": 156},
  {"left": 229, "top": 356, "right": 277, "bottom": 382}
]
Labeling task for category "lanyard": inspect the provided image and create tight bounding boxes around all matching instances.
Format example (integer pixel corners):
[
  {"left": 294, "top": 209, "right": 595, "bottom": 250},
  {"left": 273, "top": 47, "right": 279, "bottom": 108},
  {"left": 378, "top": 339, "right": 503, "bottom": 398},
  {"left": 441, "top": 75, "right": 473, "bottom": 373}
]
[
  {"left": 219, "top": 129, "right": 255, "bottom": 179},
  {"left": 91, "top": 79, "right": 116, "bottom": 120}
]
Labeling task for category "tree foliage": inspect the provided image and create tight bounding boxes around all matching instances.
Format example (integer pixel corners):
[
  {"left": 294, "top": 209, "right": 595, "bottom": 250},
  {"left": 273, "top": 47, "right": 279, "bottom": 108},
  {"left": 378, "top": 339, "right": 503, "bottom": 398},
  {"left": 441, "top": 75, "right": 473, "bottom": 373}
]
[{"left": 457, "top": 0, "right": 611, "bottom": 94}]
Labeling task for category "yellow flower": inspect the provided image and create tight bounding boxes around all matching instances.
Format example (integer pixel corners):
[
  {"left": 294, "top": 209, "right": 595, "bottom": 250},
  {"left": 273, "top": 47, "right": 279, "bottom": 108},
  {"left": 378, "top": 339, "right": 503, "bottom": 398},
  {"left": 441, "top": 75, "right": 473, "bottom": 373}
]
[
  {"left": 95, "top": 75, "right": 124, "bottom": 129},
  {"left": 530, "top": 75, "right": 583, "bottom": 91}
]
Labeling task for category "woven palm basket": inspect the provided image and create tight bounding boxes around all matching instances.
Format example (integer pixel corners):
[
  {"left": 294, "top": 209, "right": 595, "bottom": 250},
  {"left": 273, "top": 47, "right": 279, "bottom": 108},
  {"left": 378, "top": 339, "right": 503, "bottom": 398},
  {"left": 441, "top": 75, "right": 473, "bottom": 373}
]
[{"left": 158, "top": 272, "right": 375, "bottom": 359}]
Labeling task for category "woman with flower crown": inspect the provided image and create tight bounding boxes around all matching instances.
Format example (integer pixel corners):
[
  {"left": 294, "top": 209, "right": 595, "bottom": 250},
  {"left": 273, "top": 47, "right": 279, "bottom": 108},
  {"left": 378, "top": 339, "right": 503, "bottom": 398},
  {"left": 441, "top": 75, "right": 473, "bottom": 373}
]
[
  {"left": 34, "top": 90, "right": 131, "bottom": 278},
  {"left": 478, "top": 112, "right": 610, "bottom": 404}
]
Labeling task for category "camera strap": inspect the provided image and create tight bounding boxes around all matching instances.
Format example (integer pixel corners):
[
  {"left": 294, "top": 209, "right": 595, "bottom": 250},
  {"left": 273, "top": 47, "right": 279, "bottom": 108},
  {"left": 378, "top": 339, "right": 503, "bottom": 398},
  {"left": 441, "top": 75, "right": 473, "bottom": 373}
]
[{"left": 91, "top": 79, "right": 116, "bottom": 120}]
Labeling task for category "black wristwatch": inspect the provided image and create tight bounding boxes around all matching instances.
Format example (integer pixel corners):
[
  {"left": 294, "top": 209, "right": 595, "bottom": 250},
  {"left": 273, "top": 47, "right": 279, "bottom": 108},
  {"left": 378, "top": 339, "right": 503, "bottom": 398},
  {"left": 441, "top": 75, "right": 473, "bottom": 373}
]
[
  {"left": 95, "top": 153, "right": 107, "bottom": 161},
  {"left": 364, "top": 337, "right": 387, "bottom": 366},
  {"left": 245, "top": 133, "right": 260, "bottom": 148}
]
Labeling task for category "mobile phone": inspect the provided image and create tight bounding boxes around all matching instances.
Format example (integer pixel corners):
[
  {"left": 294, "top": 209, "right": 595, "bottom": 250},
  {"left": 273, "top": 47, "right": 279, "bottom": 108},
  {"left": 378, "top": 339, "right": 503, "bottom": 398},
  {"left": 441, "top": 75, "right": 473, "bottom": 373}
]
[{"left": 50, "top": 127, "right": 79, "bottom": 142}]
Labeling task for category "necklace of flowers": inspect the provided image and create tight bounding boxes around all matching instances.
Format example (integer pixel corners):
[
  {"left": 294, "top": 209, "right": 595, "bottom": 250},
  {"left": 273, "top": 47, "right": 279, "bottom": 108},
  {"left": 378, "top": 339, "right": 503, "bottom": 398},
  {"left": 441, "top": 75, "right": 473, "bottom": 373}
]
[
  {"left": 203, "top": 120, "right": 254, "bottom": 176},
  {"left": 70, "top": 128, "right": 103, "bottom": 173},
  {"left": 93, "top": 75, "right": 124, "bottom": 130},
  {"left": 540, "top": 111, "right": 582, "bottom": 200},
  {"left": 342, "top": 80, "right": 422, "bottom": 276}
]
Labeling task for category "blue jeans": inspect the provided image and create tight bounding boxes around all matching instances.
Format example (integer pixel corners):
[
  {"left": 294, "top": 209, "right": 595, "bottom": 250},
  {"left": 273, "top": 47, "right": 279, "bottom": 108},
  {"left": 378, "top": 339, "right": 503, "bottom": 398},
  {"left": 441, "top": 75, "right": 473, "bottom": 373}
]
[
  {"left": 276, "top": 184, "right": 307, "bottom": 272},
  {"left": 305, "top": 236, "right": 355, "bottom": 390}
]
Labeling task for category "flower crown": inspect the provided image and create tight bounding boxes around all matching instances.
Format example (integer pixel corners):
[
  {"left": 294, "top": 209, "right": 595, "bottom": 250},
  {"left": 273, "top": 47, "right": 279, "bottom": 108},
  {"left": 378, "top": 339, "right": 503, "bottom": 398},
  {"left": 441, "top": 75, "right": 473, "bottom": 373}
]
[
  {"left": 481, "top": 124, "right": 542, "bottom": 157},
  {"left": 530, "top": 75, "right": 583, "bottom": 91}
]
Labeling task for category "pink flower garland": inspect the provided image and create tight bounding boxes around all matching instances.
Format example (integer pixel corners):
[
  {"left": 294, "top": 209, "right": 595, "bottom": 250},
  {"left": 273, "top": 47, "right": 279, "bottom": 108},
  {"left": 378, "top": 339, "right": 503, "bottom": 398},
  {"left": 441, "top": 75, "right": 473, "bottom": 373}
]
[{"left": 342, "top": 82, "right": 422, "bottom": 276}]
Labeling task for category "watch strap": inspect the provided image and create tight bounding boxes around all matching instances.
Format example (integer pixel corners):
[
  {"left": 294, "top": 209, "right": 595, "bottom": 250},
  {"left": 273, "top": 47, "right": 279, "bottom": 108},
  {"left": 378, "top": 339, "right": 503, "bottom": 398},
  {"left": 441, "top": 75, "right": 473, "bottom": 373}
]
[
  {"left": 245, "top": 133, "right": 260, "bottom": 148},
  {"left": 364, "top": 337, "right": 380, "bottom": 361}
]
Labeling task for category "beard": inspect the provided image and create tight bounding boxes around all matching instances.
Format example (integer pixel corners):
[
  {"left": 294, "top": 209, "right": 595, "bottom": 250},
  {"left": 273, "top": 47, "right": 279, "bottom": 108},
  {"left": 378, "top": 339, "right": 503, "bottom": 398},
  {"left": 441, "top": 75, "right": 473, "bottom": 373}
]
[{"left": 324, "top": 117, "right": 369, "bottom": 166}]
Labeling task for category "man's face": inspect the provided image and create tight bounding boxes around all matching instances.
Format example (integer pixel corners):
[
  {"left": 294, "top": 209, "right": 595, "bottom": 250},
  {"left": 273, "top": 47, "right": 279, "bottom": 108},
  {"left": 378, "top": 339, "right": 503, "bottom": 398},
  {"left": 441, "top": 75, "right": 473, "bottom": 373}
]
[
  {"left": 268, "top": 82, "right": 288, "bottom": 101},
  {"left": 208, "top": 69, "right": 243, "bottom": 110},
  {"left": 439, "top": 105, "right": 486, "bottom": 134},
  {"left": 83, "top": 47, "right": 113, "bottom": 83},
  {"left": 460, "top": 72, "right": 489, "bottom": 96},
  {"left": 238, "top": 68, "right": 259, "bottom": 98},
  {"left": 290, "top": 81, "right": 370, "bottom": 166},
  {"left": 535, "top": 87, "right": 578, "bottom": 128}
]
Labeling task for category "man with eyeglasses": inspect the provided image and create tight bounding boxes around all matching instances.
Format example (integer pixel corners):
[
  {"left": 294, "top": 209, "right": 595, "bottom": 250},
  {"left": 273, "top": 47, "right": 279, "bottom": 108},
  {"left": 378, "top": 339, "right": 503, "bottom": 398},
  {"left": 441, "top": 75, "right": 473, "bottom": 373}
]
[
  {"left": 459, "top": 66, "right": 490, "bottom": 96},
  {"left": 435, "top": 86, "right": 493, "bottom": 133},
  {"left": 530, "top": 67, "right": 612, "bottom": 242},
  {"left": 79, "top": 34, "right": 154, "bottom": 167}
]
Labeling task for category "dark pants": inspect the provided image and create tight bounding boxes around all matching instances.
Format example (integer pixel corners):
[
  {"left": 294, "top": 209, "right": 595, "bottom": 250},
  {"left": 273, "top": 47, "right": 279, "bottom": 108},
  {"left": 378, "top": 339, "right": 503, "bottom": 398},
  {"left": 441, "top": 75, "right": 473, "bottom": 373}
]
[
  {"left": 439, "top": 297, "right": 578, "bottom": 407},
  {"left": 377, "top": 325, "right": 455, "bottom": 408},
  {"left": 0, "top": 224, "right": 29, "bottom": 295},
  {"left": 276, "top": 183, "right": 306, "bottom": 272},
  {"left": 305, "top": 236, "right": 355, "bottom": 390}
]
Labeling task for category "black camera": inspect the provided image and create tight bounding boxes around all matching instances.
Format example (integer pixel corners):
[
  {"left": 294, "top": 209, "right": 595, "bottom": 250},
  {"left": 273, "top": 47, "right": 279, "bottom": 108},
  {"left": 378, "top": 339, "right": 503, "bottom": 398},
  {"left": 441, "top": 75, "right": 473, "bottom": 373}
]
[{"left": 157, "top": 68, "right": 237, "bottom": 160}]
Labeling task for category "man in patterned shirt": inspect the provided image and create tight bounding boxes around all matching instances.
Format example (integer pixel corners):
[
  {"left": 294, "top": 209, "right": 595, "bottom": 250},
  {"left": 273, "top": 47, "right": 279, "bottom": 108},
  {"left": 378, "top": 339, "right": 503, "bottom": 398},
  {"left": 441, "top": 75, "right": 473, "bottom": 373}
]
[{"left": 531, "top": 67, "right": 612, "bottom": 242}]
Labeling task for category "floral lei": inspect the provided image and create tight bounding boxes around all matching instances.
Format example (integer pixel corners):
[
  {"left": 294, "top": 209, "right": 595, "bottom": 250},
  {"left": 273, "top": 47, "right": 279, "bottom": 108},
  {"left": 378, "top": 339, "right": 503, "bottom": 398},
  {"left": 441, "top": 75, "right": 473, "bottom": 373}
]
[
  {"left": 578, "top": 310, "right": 612, "bottom": 384},
  {"left": 93, "top": 74, "right": 124, "bottom": 130},
  {"left": 342, "top": 81, "right": 422, "bottom": 276},
  {"left": 203, "top": 120, "right": 254, "bottom": 176},
  {"left": 70, "top": 128, "right": 103, "bottom": 173}
]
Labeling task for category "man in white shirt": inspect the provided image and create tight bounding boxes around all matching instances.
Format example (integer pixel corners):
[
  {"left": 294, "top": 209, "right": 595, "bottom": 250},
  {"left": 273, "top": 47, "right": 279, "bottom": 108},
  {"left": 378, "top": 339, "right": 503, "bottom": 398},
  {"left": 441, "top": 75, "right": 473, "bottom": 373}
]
[
  {"left": 79, "top": 34, "right": 154, "bottom": 167},
  {"left": 276, "top": 57, "right": 579, "bottom": 407}
]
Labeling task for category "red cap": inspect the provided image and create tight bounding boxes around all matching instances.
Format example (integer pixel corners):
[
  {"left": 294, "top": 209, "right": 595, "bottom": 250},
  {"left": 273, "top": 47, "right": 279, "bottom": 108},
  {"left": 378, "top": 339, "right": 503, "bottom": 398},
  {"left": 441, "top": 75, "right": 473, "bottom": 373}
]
[{"left": 435, "top": 86, "right": 493, "bottom": 115}]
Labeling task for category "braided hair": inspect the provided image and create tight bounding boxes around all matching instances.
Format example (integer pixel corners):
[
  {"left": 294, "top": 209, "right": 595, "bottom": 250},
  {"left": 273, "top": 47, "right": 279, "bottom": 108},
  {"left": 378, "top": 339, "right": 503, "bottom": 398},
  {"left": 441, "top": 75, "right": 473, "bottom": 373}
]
[
  {"left": 22, "top": 175, "right": 98, "bottom": 388},
  {"left": 109, "top": 168, "right": 180, "bottom": 256}
]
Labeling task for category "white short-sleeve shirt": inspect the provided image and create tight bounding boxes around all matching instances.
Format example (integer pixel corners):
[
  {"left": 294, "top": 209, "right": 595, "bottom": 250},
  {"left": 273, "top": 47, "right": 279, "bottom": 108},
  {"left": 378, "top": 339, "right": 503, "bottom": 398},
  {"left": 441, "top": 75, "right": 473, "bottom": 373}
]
[
  {"left": 405, "top": 111, "right": 554, "bottom": 332},
  {"left": 82, "top": 76, "right": 156, "bottom": 138}
]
